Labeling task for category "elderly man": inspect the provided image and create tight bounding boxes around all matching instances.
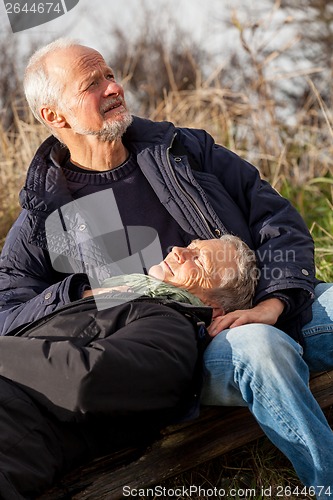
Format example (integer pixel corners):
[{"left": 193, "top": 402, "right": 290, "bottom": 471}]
[{"left": 0, "top": 38, "right": 332, "bottom": 498}]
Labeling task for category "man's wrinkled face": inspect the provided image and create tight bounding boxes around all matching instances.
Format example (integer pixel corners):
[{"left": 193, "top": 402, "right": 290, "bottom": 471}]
[
  {"left": 49, "top": 46, "right": 132, "bottom": 140},
  {"left": 149, "top": 239, "right": 238, "bottom": 298}
]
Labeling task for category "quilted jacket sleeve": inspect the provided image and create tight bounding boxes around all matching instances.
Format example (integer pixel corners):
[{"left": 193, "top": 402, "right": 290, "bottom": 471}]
[
  {"left": 0, "top": 210, "right": 88, "bottom": 336},
  {"left": 179, "top": 128, "right": 316, "bottom": 298},
  {"left": 175, "top": 128, "right": 316, "bottom": 339}
]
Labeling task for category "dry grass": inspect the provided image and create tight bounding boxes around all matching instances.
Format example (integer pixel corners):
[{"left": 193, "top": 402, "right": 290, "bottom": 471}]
[{"left": 0, "top": 104, "right": 48, "bottom": 246}]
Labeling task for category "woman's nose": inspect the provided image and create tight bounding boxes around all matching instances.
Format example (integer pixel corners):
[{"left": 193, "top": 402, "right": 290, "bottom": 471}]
[
  {"left": 172, "top": 246, "right": 186, "bottom": 263},
  {"left": 172, "top": 246, "right": 193, "bottom": 263}
]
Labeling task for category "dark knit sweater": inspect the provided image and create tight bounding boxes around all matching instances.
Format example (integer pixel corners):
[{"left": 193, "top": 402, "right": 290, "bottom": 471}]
[{"left": 56, "top": 147, "right": 194, "bottom": 259}]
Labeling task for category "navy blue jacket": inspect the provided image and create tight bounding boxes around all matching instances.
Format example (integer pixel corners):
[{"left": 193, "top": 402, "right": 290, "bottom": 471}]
[{"left": 0, "top": 117, "right": 316, "bottom": 339}]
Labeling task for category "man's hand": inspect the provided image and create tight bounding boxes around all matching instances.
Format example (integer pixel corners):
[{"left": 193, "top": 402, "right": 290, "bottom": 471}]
[{"left": 208, "top": 298, "right": 285, "bottom": 337}]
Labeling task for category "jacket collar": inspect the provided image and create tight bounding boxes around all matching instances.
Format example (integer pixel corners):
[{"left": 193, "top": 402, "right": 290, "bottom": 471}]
[
  {"left": 19, "top": 135, "right": 73, "bottom": 214},
  {"left": 19, "top": 116, "right": 176, "bottom": 215},
  {"left": 124, "top": 116, "right": 176, "bottom": 153}
]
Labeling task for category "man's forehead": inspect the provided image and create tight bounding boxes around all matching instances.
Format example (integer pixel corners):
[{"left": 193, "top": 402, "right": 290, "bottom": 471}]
[
  {"left": 47, "top": 46, "right": 108, "bottom": 75},
  {"left": 47, "top": 47, "right": 112, "bottom": 95},
  {"left": 73, "top": 48, "right": 108, "bottom": 71}
]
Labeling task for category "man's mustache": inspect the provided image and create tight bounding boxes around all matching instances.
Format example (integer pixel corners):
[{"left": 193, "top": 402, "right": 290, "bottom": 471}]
[{"left": 100, "top": 97, "right": 125, "bottom": 114}]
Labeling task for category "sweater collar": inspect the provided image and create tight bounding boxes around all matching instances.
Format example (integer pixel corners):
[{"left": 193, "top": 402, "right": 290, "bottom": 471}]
[{"left": 19, "top": 116, "right": 176, "bottom": 214}]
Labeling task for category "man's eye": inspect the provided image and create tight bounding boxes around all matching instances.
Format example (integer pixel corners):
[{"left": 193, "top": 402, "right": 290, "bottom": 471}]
[{"left": 106, "top": 74, "right": 114, "bottom": 80}]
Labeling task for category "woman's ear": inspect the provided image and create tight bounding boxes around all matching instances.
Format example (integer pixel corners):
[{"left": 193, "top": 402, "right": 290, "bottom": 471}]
[
  {"left": 201, "top": 297, "right": 225, "bottom": 318},
  {"left": 212, "top": 306, "right": 225, "bottom": 319}
]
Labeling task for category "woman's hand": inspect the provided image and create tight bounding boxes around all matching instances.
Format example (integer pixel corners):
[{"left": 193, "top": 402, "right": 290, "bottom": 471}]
[
  {"left": 82, "top": 286, "right": 131, "bottom": 298},
  {"left": 208, "top": 298, "right": 285, "bottom": 337}
]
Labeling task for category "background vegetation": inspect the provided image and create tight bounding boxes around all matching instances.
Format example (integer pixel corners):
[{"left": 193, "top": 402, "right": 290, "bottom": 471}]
[{"left": 0, "top": 0, "right": 332, "bottom": 498}]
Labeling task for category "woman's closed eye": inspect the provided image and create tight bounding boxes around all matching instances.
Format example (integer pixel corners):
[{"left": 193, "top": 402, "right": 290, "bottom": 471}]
[{"left": 194, "top": 256, "right": 204, "bottom": 268}]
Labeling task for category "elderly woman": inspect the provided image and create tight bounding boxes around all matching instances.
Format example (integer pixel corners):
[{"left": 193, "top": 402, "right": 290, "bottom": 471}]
[
  {"left": 98, "top": 234, "right": 258, "bottom": 325},
  {"left": 0, "top": 234, "right": 258, "bottom": 499}
]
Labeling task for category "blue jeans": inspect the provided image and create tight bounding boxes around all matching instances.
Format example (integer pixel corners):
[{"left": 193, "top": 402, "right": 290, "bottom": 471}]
[{"left": 201, "top": 283, "right": 333, "bottom": 499}]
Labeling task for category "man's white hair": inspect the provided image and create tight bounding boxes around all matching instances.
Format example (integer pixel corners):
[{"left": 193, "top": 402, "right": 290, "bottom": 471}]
[{"left": 23, "top": 37, "right": 80, "bottom": 125}]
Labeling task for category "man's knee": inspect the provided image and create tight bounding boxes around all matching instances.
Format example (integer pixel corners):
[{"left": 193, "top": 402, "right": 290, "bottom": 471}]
[
  {"left": 201, "top": 324, "right": 305, "bottom": 406},
  {"left": 226, "top": 323, "right": 302, "bottom": 359},
  {"left": 204, "top": 323, "right": 303, "bottom": 375}
]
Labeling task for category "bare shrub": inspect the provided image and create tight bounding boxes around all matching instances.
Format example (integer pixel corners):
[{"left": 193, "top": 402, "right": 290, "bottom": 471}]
[
  {"left": 0, "top": 32, "right": 24, "bottom": 130},
  {"left": 106, "top": 7, "right": 209, "bottom": 117}
]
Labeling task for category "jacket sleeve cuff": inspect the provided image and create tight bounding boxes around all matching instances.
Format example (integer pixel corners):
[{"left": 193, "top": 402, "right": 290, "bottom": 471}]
[
  {"left": 66, "top": 274, "right": 91, "bottom": 301},
  {"left": 266, "top": 292, "right": 292, "bottom": 318},
  {"left": 256, "top": 288, "right": 312, "bottom": 321}
]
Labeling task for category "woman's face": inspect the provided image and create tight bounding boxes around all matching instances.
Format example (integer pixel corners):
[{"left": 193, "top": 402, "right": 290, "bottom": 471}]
[{"left": 148, "top": 239, "right": 237, "bottom": 299}]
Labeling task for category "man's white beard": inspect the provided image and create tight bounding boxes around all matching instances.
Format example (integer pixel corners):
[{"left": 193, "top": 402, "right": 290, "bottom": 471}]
[{"left": 70, "top": 110, "right": 133, "bottom": 141}]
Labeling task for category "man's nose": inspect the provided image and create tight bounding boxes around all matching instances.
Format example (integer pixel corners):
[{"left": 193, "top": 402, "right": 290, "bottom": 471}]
[{"left": 103, "top": 79, "right": 123, "bottom": 97}]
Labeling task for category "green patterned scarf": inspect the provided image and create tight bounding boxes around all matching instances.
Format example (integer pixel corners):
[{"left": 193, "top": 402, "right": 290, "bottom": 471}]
[{"left": 101, "top": 274, "right": 204, "bottom": 306}]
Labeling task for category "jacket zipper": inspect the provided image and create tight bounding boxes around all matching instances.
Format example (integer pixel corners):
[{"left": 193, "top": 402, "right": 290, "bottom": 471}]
[{"left": 166, "top": 134, "right": 220, "bottom": 239}]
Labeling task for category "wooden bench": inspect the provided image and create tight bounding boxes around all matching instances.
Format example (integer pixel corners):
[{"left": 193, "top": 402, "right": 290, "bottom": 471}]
[{"left": 39, "top": 370, "right": 333, "bottom": 500}]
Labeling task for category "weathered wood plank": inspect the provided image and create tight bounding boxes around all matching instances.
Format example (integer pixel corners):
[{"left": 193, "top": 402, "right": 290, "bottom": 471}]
[
  {"left": 308, "top": 370, "right": 333, "bottom": 407},
  {"left": 39, "top": 369, "right": 333, "bottom": 500}
]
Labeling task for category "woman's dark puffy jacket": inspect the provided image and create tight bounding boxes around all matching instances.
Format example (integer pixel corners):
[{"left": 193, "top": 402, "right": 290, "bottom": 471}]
[{"left": 0, "top": 116, "right": 316, "bottom": 340}]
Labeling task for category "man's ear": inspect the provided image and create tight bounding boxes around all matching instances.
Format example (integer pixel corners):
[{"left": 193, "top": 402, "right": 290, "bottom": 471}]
[{"left": 40, "top": 107, "right": 67, "bottom": 128}]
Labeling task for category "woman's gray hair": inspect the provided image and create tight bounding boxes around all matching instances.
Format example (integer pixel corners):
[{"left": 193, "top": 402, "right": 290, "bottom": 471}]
[
  {"left": 204, "top": 234, "right": 259, "bottom": 313},
  {"left": 23, "top": 37, "right": 79, "bottom": 126}
]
